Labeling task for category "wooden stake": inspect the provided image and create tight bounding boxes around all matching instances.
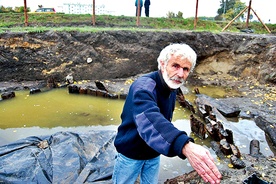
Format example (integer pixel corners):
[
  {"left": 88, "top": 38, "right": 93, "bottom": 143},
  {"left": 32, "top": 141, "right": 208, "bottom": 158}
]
[
  {"left": 194, "top": 0, "right": 199, "bottom": 30},
  {"left": 136, "top": 0, "right": 141, "bottom": 26},
  {"left": 24, "top": 0, "right": 28, "bottom": 26},
  {"left": 92, "top": 0, "right": 96, "bottom": 25}
]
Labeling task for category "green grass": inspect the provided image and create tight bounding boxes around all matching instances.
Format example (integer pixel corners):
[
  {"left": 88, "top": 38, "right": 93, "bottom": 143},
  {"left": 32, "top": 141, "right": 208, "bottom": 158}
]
[{"left": 0, "top": 13, "right": 275, "bottom": 34}]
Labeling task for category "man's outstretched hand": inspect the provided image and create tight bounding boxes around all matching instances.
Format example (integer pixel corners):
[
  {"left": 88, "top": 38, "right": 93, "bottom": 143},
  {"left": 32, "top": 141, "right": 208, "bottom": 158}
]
[{"left": 182, "top": 141, "right": 222, "bottom": 184}]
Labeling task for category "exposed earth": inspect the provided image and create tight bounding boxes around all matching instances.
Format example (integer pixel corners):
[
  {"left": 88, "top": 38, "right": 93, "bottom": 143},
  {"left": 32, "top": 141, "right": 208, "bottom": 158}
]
[{"left": 0, "top": 27, "right": 276, "bottom": 183}]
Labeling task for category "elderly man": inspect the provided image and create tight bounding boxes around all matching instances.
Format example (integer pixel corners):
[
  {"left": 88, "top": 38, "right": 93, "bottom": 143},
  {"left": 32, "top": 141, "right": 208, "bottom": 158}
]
[{"left": 112, "top": 43, "right": 222, "bottom": 184}]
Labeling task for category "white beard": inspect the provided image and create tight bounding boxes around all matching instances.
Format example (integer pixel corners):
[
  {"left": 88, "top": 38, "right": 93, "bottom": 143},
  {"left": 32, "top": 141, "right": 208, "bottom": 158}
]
[{"left": 162, "top": 69, "right": 184, "bottom": 89}]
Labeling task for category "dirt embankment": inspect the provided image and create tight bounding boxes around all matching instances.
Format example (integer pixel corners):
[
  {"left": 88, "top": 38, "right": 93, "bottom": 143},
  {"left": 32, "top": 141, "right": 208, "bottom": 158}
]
[
  {"left": 0, "top": 30, "right": 275, "bottom": 120},
  {"left": 0, "top": 30, "right": 276, "bottom": 183}
]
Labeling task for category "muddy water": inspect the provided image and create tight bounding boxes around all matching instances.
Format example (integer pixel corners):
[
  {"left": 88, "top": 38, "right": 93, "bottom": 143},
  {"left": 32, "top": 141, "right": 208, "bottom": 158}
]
[
  {"left": 0, "top": 85, "right": 234, "bottom": 143},
  {"left": 0, "top": 86, "right": 274, "bottom": 183}
]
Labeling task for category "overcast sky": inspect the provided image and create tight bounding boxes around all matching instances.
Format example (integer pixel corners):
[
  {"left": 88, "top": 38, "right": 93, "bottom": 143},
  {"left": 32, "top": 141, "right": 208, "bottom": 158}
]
[{"left": 0, "top": 0, "right": 275, "bottom": 23}]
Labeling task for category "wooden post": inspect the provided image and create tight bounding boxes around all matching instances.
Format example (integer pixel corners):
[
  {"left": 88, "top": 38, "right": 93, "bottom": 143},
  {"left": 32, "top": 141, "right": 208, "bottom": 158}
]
[
  {"left": 222, "top": 6, "right": 248, "bottom": 31},
  {"left": 92, "top": 0, "right": 96, "bottom": 25},
  {"left": 194, "top": 0, "right": 199, "bottom": 29},
  {"left": 136, "top": 0, "right": 141, "bottom": 26},
  {"left": 250, "top": 8, "right": 271, "bottom": 33},
  {"left": 24, "top": 0, "right": 28, "bottom": 26},
  {"left": 246, "top": 0, "right": 252, "bottom": 28},
  {"left": 222, "top": 0, "right": 271, "bottom": 34}
]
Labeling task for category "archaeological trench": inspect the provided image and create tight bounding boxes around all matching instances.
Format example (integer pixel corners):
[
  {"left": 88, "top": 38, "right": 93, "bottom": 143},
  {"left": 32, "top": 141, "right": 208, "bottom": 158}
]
[{"left": 0, "top": 30, "right": 276, "bottom": 183}]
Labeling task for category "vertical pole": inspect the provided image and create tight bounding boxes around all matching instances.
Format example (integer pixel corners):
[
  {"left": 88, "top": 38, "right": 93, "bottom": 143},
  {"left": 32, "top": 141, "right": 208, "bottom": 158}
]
[
  {"left": 223, "top": 0, "right": 226, "bottom": 20},
  {"left": 136, "top": 0, "right": 141, "bottom": 26},
  {"left": 92, "top": 0, "right": 95, "bottom": 25},
  {"left": 194, "top": 0, "right": 199, "bottom": 29},
  {"left": 24, "top": 0, "right": 28, "bottom": 26},
  {"left": 246, "top": 0, "right": 252, "bottom": 28}
]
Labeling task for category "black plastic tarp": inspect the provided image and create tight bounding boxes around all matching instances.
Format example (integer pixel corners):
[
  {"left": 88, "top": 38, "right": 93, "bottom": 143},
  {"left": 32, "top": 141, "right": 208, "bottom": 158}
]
[{"left": 0, "top": 130, "right": 117, "bottom": 184}]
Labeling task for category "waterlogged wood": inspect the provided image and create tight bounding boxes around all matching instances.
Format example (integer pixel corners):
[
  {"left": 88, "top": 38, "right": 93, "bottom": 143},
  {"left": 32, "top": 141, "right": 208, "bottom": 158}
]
[
  {"left": 30, "top": 88, "right": 41, "bottom": 94},
  {"left": 220, "top": 138, "right": 232, "bottom": 155},
  {"left": 164, "top": 170, "right": 202, "bottom": 184},
  {"left": 191, "top": 96, "right": 245, "bottom": 170},
  {"left": 68, "top": 84, "right": 119, "bottom": 99},
  {"left": 95, "top": 80, "right": 108, "bottom": 92},
  {"left": 230, "top": 144, "right": 241, "bottom": 158},
  {"left": 176, "top": 88, "right": 195, "bottom": 113},
  {"left": 249, "top": 139, "right": 264, "bottom": 157},
  {"left": 1, "top": 91, "right": 15, "bottom": 100},
  {"left": 190, "top": 115, "right": 206, "bottom": 139},
  {"left": 195, "top": 94, "right": 241, "bottom": 118},
  {"left": 254, "top": 116, "right": 276, "bottom": 147},
  {"left": 230, "top": 155, "right": 246, "bottom": 169}
]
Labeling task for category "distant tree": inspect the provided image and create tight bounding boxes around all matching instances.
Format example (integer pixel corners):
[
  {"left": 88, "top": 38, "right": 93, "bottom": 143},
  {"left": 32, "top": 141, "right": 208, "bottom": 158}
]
[
  {"left": 217, "top": 0, "right": 236, "bottom": 16},
  {"left": 5, "top": 7, "right": 14, "bottom": 13},
  {"left": 167, "top": 11, "right": 176, "bottom": 18},
  {"left": 216, "top": 0, "right": 232, "bottom": 20},
  {"left": 214, "top": 14, "right": 223, "bottom": 21},
  {"left": 224, "top": 9, "right": 234, "bottom": 20},
  {"left": 217, "top": 0, "right": 225, "bottom": 15},
  {"left": 0, "top": 6, "right": 15, "bottom": 13},
  {"left": 0, "top": 6, "right": 30, "bottom": 13},
  {"left": 17, "top": 6, "right": 30, "bottom": 12},
  {"left": 176, "top": 11, "right": 183, "bottom": 18},
  {"left": 167, "top": 11, "right": 183, "bottom": 18},
  {"left": 224, "top": 0, "right": 246, "bottom": 21},
  {"left": 233, "top": 0, "right": 247, "bottom": 19}
]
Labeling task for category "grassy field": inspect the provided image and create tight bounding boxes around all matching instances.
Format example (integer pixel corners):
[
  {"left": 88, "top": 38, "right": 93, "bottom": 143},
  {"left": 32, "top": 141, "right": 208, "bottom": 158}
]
[{"left": 0, "top": 13, "right": 275, "bottom": 34}]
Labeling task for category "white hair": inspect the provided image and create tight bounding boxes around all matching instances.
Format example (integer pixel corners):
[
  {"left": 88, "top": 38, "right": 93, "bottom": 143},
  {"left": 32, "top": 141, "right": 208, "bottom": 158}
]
[{"left": 157, "top": 43, "right": 197, "bottom": 71}]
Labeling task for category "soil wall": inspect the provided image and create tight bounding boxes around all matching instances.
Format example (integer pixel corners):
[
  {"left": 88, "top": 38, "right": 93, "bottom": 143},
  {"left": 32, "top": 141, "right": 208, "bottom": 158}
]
[{"left": 0, "top": 31, "right": 275, "bottom": 85}]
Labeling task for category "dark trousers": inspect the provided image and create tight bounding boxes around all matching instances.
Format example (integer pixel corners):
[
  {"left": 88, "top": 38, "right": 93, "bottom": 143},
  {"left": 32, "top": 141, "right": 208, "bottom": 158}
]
[{"left": 145, "top": 6, "right": 149, "bottom": 17}]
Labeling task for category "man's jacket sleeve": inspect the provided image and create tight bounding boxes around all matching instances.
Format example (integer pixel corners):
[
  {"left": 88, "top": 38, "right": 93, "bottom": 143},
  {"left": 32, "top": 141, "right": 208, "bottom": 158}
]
[{"left": 132, "top": 85, "right": 192, "bottom": 159}]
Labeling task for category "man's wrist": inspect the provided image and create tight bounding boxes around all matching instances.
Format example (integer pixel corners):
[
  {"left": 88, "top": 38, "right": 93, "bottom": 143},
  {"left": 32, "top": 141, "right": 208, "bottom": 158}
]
[
  {"left": 184, "top": 138, "right": 194, "bottom": 146},
  {"left": 183, "top": 138, "right": 194, "bottom": 155}
]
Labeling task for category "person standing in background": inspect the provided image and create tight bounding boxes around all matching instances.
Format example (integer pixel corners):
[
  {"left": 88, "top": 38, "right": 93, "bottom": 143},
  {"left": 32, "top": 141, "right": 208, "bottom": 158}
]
[
  {"left": 144, "top": 0, "right": 150, "bottom": 17},
  {"left": 135, "top": 0, "right": 143, "bottom": 17}
]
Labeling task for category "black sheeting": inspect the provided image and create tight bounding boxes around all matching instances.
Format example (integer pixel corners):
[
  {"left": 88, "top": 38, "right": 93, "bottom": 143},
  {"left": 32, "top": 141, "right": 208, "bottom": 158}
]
[{"left": 0, "top": 130, "right": 117, "bottom": 183}]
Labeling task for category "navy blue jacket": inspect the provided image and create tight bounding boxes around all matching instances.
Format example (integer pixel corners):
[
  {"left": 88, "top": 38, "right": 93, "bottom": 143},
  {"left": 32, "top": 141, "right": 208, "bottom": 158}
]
[
  {"left": 144, "top": 0, "right": 150, "bottom": 7},
  {"left": 114, "top": 71, "right": 193, "bottom": 160}
]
